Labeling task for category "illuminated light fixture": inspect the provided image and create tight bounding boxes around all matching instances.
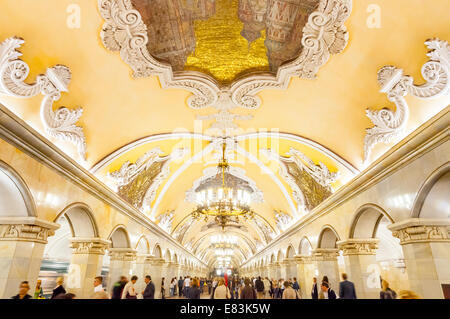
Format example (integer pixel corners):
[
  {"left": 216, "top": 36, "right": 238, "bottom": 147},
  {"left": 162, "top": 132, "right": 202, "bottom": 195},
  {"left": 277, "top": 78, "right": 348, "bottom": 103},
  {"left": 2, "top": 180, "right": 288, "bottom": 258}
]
[
  {"left": 215, "top": 248, "right": 234, "bottom": 256},
  {"left": 210, "top": 235, "right": 238, "bottom": 245},
  {"left": 191, "top": 139, "right": 255, "bottom": 229}
]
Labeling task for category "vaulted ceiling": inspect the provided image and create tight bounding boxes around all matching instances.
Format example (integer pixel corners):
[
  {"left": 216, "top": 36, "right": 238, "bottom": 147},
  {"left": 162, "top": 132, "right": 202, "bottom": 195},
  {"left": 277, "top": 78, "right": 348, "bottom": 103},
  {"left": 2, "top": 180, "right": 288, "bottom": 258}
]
[{"left": 0, "top": 0, "right": 449, "bottom": 267}]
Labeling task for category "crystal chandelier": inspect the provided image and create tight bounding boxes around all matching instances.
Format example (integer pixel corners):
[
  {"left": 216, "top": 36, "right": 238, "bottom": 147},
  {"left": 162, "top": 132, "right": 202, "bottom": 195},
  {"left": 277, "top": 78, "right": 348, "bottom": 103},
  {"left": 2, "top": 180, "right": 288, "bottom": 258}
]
[{"left": 191, "top": 140, "right": 255, "bottom": 229}]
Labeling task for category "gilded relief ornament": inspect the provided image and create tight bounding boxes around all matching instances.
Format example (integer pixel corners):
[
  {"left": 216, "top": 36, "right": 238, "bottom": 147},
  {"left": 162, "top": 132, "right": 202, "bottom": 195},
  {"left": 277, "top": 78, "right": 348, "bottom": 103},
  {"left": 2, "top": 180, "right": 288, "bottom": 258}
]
[
  {"left": 260, "top": 147, "right": 337, "bottom": 212},
  {"left": 364, "top": 38, "right": 450, "bottom": 162},
  {"left": 0, "top": 37, "right": 87, "bottom": 159},
  {"left": 156, "top": 210, "right": 175, "bottom": 233}
]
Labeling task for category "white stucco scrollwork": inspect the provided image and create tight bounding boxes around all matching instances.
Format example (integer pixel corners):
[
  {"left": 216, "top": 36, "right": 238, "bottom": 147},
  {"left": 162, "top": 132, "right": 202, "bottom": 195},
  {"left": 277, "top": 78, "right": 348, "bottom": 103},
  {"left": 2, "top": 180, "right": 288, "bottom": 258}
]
[
  {"left": 364, "top": 38, "right": 450, "bottom": 162},
  {"left": 0, "top": 37, "right": 87, "bottom": 159}
]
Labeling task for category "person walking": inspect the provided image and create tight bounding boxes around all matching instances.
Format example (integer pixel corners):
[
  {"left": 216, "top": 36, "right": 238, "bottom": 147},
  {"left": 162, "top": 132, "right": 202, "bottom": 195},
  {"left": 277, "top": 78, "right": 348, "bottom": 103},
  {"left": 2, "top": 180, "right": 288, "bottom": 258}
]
[
  {"left": 51, "top": 277, "right": 66, "bottom": 299},
  {"left": 282, "top": 281, "right": 299, "bottom": 299},
  {"left": 93, "top": 276, "right": 104, "bottom": 293},
  {"left": 339, "top": 273, "right": 357, "bottom": 299},
  {"left": 111, "top": 276, "right": 128, "bottom": 299},
  {"left": 161, "top": 277, "right": 166, "bottom": 299},
  {"left": 187, "top": 278, "right": 201, "bottom": 299},
  {"left": 255, "top": 276, "right": 265, "bottom": 299},
  {"left": 142, "top": 275, "right": 155, "bottom": 299},
  {"left": 178, "top": 276, "right": 184, "bottom": 297},
  {"left": 320, "top": 282, "right": 336, "bottom": 299},
  {"left": 292, "top": 277, "right": 300, "bottom": 293},
  {"left": 34, "top": 280, "right": 44, "bottom": 299},
  {"left": 11, "top": 281, "right": 32, "bottom": 299},
  {"left": 240, "top": 278, "right": 256, "bottom": 299},
  {"left": 121, "top": 275, "right": 138, "bottom": 299},
  {"left": 311, "top": 277, "right": 318, "bottom": 299},
  {"left": 380, "top": 280, "right": 397, "bottom": 299},
  {"left": 214, "top": 278, "right": 231, "bottom": 299},
  {"left": 170, "top": 278, "right": 176, "bottom": 297}
]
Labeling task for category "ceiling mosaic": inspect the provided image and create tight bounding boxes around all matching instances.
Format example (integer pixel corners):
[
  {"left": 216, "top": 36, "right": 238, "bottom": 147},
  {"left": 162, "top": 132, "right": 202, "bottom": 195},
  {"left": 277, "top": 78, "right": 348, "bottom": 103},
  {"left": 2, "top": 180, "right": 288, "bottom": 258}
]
[{"left": 131, "top": 0, "right": 319, "bottom": 83}]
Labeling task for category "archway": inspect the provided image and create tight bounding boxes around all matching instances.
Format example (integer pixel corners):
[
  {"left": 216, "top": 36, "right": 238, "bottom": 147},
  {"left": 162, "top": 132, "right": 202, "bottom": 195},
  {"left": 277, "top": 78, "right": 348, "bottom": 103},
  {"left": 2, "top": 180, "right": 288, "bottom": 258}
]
[{"left": 40, "top": 203, "right": 100, "bottom": 298}]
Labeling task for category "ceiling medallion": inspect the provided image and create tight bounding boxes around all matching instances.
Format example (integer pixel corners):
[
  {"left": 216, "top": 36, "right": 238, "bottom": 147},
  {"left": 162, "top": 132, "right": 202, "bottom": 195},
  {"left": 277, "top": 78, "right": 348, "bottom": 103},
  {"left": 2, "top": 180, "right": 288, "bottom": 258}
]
[
  {"left": 190, "top": 139, "right": 256, "bottom": 229},
  {"left": 98, "top": 0, "right": 352, "bottom": 131}
]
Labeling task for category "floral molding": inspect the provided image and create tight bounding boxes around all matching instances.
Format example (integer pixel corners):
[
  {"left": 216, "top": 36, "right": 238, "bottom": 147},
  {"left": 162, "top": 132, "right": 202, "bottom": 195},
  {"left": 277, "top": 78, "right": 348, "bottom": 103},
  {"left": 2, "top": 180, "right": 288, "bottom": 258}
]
[
  {"left": 364, "top": 38, "right": 450, "bottom": 162},
  {"left": 0, "top": 37, "right": 87, "bottom": 159},
  {"left": 98, "top": 0, "right": 352, "bottom": 132}
]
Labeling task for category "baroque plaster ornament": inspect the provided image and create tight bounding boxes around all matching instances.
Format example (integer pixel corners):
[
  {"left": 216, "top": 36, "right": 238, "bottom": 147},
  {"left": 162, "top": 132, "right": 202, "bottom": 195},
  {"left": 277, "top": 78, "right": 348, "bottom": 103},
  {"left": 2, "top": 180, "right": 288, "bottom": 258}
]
[
  {"left": 260, "top": 147, "right": 337, "bottom": 212},
  {"left": 98, "top": 0, "right": 351, "bottom": 129},
  {"left": 172, "top": 216, "right": 195, "bottom": 243},
  {"left": 0, "top": 37, "right": 87, "bottom": 159},
  {"left": 252, "top": 215, "right": 276, "bottom": 243},
  {"left": 157, "top": 210, "right": 174, "bottom": 233},
  {"left": 364, "top": 38, "right": 450, "bottom": 162},
  {"left": 274, "top": 210, "right": 293, "bottom": 232},
  {"left": 108, "top": 147, "right": 189, "bottom": 209}
]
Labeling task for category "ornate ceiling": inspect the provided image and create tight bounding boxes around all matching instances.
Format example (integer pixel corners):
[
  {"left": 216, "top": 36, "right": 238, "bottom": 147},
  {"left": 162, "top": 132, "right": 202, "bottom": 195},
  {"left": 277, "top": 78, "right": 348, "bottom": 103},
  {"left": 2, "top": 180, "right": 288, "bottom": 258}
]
[{"left": 0, "top": 0, "right": 449, "bottom": 267}]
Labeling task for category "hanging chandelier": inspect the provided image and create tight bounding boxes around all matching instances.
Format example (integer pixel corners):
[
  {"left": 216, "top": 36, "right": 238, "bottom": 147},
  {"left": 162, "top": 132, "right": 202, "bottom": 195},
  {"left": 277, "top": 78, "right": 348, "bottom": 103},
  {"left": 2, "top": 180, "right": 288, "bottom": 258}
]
[{"left": 191, "top": 140, "right": 255, "bottom": 229}]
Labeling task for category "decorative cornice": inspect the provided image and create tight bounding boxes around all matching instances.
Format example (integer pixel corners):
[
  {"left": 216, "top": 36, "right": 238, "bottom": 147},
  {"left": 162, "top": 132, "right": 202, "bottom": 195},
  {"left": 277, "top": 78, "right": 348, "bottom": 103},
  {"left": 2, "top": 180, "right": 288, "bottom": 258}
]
[
  {"left": 312, "top": 248, "right": 339, "bottom": 260},
  {"left": 388, "top": 218, "right": 450, "bottom": 245},
  {"left": 0, "top": 37, "right": 87, "bottom": 159},
  {"left": 0, "top": 217, "right": 59, "bottom": 244},
  {"left": 70, "top": 237, "right": 111, "bottom": 255},
  {"left": 97, "top": 0, "right": 351, "bottom": 130},
  {"left": 337, "top": 238, "right": 379, "bottom": 255},
  {"left": 108, "top": 247, "right": 137, "bottom": 261},
  {"left": 364, "top": 38, "right": 450, "bottom": 162}
]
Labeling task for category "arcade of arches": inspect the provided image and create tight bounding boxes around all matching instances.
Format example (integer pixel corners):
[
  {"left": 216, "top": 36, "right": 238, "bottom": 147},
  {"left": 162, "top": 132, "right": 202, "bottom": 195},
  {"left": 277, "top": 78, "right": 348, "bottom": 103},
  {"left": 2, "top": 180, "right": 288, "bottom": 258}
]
[{"left": 0, "top": 0, "right": 449, "bottom": 299}]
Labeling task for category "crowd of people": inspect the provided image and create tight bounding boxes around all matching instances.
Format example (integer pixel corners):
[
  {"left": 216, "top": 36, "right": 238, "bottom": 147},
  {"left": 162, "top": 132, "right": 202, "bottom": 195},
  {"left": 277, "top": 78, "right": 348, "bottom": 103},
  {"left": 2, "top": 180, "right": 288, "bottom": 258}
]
[{"left": 10, "top": 272, "right": 421, "bottom": 299}]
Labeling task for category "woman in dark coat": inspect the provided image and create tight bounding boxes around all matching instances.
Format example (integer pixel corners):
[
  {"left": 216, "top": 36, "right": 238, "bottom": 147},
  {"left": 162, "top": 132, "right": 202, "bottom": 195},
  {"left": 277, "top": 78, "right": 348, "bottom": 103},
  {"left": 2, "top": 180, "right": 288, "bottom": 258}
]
[
  {"left": 187, "top": 278, "right": 201, "bottom": 299},
  {"left": 51, "top": 277, "right": 66, "bottom": 299}
]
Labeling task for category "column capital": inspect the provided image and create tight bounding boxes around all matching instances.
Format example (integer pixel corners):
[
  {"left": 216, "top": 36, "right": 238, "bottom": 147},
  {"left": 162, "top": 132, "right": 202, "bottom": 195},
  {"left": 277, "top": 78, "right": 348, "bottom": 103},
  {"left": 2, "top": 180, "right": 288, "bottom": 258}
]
[
  {"left": 388, "top": 218, "right": 450, "bottom": 245},
  {"left": 0, "top": 217, "right": 59, "bottom": 244},
  {"left": 281, "top": 258, "right": 296, "bottom": 266},
  {"left": 149, "top": 258, "right": 166, "bottom": 266},
  {"left": 293, "top": 255, "right": 313, "bottom": 264},
  {"left": 312, "top": 248, "right": 339, "bottom": 261},
  {"left": 337, "top": 238, "right": 379, "bottom": 255},
  {"left": 108, "top": 248, "right": 137, "bottom": 261},
  {"left": 70, "top": 237, "right": 110, "bottom": 255}
]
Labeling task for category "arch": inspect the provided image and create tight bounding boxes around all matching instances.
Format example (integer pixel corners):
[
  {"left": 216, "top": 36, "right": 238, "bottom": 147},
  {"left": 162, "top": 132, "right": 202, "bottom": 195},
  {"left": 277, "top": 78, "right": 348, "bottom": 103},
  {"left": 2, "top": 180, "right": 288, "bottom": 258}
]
[
  {"left": 298, "top": 236, "right": 313, "bottom": 256},
  {"left": 0, "top": 160, "right": 36, "bottom": 217},
  {"left": 152, "top": 243, "right": 163, "bottom": 258},
  {"left": 135, "top": 235, "right": 150, "bottom": 254},
  {"left": 285, "top": 244, "right": 295, "bottom": 258},
  {"left": 270, "top": 253, "right": 275, "bottom": 263},
  {"left": 411, "top": 163, "right": 450, "bottom": 218},
  {"left": 108, "top": 225, "right": 131, "bottom": 248},
  {"left": 276, "top": 249, "right": 284, "bottom": 262},
  {"left": 173, "top": 253, "right": 178, "bottom": 263},
  {"left": 349, "top": 204, "right": 394, "bottom": 239},
  {"left": 317, "top": 225, "right": 340, "bottom": 249},
  {"left": 56, "top": 202, "right": 99, "bottom": 238},
  {"left": 164, "top": 248, "right": 172, "bottom": 262}
]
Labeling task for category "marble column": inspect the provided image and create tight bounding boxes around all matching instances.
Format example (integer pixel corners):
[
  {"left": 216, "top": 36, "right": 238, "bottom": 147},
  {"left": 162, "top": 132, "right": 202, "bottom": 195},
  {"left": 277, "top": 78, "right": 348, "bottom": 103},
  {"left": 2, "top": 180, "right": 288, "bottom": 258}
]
[
  {"left": 132, "top": 254, "right": 153, "bottom": 294},
  {"left": 337, "top": 238, "right": 379, "bottom": 299},
  {"left": 267, "top": 263, "right": 275, "bottom": 279},
  {"left": 148, "top": 258, "right": 165, "bottom": 299},
  {"left": 67, "top": 237, "right": 110, "bottom": 298},
  {"left": 0, "top": 217, "right": 59, "bottom": 299},
  {"left": 107, "top": 248, "right": 137, "bottom": 292},
  {"left": 283, "top": 258, "right": 297, "bottom": 280},
  {"left": 389, "top": 218, "right": 450, "bottom": 299},
  {"left": 312, "top": 248, "right": 340, "bottom": 290},
  {"left": 294, "top": 256, "right": 315, "bottom": 299}
]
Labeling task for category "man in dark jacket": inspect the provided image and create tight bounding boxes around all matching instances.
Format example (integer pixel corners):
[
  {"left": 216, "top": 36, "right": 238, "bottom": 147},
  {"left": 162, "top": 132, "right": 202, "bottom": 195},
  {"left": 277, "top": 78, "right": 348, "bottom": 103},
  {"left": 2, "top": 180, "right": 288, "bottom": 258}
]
[
  {"left": 178, "top": 276, "right": 184, "bottom": 297},
  {"left": 311, "top": 277, "right": 318, "bottom": 299},
  {"left": 255, "top": 276, "right": 264, "bottom": 299},
  {"left": 143, "top": 275, "right": 155, "bottom": 299},
  {"left": 241, "top": 279, "right": 256, "bottom": 299},
  {"left": 11, "top": 281, "right": 32, "bottom": 299},
  {"left": 339, "top": 273, "right": 357, "bottom": 299},
  {"left": 321, "top": 282, "right": 336, "bottom": 299},
  {"left": 111, "top": 276, "right": 127, "bottom": 299}
]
